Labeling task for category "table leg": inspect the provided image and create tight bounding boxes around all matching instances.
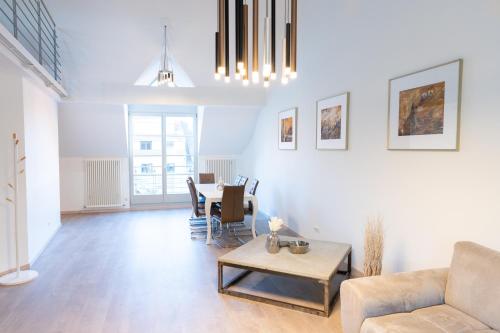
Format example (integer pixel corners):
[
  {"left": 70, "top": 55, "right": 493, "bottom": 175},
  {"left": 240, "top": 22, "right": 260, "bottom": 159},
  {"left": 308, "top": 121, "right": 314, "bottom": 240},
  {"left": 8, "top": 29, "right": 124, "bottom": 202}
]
[
  {"left": 347, "top": 251, "right": 352, "bottom": 278},
  {"left": 323, "top": 279, "right": 331, "bottom": 317},
  {"left": 338, "top": 250, "right": 352, "bottom": 278},
  {"left": 218, "top": 262, "right": 223, "bottom": 292},
  {"left": 205, "top": 198, "right": 214, "bottom": 245},
  {"left": 250, "top": 195, "right": 258, "bottom": 238}
]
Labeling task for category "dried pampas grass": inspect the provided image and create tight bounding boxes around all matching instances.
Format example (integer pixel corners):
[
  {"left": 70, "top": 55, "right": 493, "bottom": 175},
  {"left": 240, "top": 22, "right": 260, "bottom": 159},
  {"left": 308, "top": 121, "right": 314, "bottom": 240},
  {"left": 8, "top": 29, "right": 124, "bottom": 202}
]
[{"left": 364, "top": 217, "right": 384, "bottom": 277}]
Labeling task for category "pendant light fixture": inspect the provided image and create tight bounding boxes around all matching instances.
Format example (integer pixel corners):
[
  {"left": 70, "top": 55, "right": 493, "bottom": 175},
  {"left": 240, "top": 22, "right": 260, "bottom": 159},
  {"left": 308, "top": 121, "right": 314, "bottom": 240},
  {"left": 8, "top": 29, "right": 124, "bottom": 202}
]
[
  {"left": 271, "top": 0, "right": 277, "bottom": 81},
  {"left": 224, "top": 0, "right": 230, "bottom": 83},
  {"left": 214, "top": 0, "right": 297, "bottom": 87},
  {"left": 281, "top": 0, "right": 290, "bottom": 84},
  {"left": 252, "top": 0, "right": 259, "bottom": 83},
  {"left": 235, "top": 0, "right": 243, "bottom": 80},
  {"left": 214, "top": 31, "right": 220, "bottom": 80},
  {"left": 281, "top": 0, "right": 288, "bottom": 85},
  {"left": 290, "top": 0, "right": 297, "bottom": 79},
  {"left": 215, "top": 0, "right": 230, "bottom": 82},
  {"left": 243, "top": 0, "right": 249, "bottom": 85},
  {"left": 158, "top": 25, "right": 174, "bottom": 87},
  {"left": 262, "top": 0, "right": 271, "bottom": 87},
  {"left": 216, "top": 0, "right": 226, "bottom": 79}
]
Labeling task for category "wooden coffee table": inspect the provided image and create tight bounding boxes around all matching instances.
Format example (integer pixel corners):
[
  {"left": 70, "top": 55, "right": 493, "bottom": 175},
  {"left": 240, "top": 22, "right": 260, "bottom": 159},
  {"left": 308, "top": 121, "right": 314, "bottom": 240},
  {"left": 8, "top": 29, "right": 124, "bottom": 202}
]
[{"left": 218, "top": 235, "right": 352, "bottom": 317}]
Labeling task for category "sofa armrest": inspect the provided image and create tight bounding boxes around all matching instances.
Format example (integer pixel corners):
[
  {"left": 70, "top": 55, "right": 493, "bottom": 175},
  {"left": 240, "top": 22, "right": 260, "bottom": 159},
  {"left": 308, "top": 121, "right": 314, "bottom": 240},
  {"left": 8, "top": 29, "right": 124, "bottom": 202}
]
[{"left": 340, "top": 268, "right": 448, "bottom": 333}]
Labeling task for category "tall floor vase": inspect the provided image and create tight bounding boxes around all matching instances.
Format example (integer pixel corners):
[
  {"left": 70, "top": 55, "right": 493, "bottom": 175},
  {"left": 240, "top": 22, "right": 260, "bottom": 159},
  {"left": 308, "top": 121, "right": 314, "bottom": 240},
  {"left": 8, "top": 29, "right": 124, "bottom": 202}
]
[{"left": 0, "top": 133, "right": 38, "bottom": 286}]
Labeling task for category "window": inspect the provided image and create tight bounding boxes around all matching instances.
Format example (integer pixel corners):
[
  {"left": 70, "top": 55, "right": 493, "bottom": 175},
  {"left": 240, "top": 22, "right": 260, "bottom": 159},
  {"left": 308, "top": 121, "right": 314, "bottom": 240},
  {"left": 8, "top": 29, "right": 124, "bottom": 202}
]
[
  {"left": 140, "top": 141, "right": 152, "bottom": 151},
  {"left": 130, "top": 113, "right": 196, "bottom": 204},
  {"left": 141, "top": 163, "right": 153, "bottom": 174},
  {"left": 166, "top": 163, "right": 175, "bottom": 173}
]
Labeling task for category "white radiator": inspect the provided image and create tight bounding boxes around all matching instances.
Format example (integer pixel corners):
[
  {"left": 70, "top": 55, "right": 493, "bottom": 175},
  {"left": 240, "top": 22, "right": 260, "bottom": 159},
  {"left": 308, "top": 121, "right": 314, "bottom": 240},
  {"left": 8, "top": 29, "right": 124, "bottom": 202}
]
[
  {"left": 84, "top": 159, "right": 123, "bottom": 208},
  {"left": 204, "top": 159, "right": 235, "bottom": 184}
]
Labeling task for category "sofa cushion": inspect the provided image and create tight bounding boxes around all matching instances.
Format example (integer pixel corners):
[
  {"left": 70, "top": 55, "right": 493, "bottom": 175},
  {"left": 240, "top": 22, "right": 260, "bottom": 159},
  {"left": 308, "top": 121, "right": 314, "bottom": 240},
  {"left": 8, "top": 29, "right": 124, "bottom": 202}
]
[
  {"left": 445, "top": 242, "right": 500, "bottom": 331},
  {"left": 341, "top": 269, "right": 448, "bottom": 333},
  {"left": 361, "top": 305, "right": 492, "bottom": 333},
  {"left": 362, "top": 313, "right": 443, "bottom": 333},
  {"left": 413, "top": 305, "right": 490, "bottom": 331}
]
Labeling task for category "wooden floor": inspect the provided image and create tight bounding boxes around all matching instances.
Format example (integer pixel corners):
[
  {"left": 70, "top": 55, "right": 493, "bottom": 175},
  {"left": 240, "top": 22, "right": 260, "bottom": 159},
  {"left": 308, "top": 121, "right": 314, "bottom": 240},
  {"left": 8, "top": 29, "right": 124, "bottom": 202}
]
[{"left": 0, "top": 209, "right": 343, "bottom": 333}]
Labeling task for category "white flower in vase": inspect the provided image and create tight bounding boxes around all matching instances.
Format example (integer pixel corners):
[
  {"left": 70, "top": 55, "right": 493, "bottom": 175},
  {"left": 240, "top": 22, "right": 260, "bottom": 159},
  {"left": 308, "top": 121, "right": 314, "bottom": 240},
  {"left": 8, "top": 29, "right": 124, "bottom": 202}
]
[{"left": 268, "top": 217, "right": 285, "bottom": 233}]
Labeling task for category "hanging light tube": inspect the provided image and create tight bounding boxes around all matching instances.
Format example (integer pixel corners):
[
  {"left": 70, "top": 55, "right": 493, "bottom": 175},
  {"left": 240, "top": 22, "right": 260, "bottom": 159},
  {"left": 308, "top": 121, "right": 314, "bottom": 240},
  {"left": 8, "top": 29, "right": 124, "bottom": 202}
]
[
  {"left": 252, "top": 0, "right": 259, "bottom": 83},
  {"left": 290, "top": 0, "right": 297, "bottom": 79},
  {"left": 218, "top": 0, "right": 225, "bottom": 76},
  {"left": 281, "top": 0, "right": 288, "bottom": 85},
  {"left": 215, "top": 0, "right": 221, "bottom": 79},
  {"left": 270, "top": 0, "right": 276, "bottom": 80},
  {"left": 285, "top": 5, "right": 291, "bottom": 76},
  {"left": 224, "top": 0, "right": 230, "bottom": 82},
  {"left": 243, "top": 1, "right": 249, "bottom": 85},
  {"left": 281, "top": 37, "right": 288, "bottom": 85},
  {"left": 236, "top": 0, "right": 243, "bottom": 79},
  {"left": 263, "top": 0, "right": 271, "bottom": 79},
  {"left": 215, "top": 32, "right": 220, "bottom": 80}
]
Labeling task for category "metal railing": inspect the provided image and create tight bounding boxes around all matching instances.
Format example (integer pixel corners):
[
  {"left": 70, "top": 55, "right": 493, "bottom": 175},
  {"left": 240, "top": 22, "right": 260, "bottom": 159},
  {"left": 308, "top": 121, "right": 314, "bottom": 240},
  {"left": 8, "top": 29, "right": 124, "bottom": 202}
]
[
  {"left": 0, "top": 0, "right": 61, "bottom": 82},
  {"left": 132, "top": 165, "right": 193, "bottom": 195}
]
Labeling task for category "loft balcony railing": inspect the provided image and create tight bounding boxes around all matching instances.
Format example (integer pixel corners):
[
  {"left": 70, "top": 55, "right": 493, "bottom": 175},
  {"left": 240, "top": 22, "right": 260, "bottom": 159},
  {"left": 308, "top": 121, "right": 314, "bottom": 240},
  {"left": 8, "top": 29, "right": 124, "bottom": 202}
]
[{"left": 0, "top": 0, "right": 61, "bottom": 83}]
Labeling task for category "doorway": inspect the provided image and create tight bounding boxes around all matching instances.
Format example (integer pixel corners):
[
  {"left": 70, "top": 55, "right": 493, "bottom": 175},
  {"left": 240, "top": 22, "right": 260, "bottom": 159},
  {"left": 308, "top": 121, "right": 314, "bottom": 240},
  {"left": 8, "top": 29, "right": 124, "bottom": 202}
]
[{"left": 129, "top": 111, "right": 197, "bottom": 205}]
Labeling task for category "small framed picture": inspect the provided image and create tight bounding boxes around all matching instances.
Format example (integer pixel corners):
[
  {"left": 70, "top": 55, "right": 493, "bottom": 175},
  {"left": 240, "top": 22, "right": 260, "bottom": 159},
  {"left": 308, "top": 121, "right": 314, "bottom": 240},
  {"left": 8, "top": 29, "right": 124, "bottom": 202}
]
[
  {"left": 316, "top": 92, "right": 349, "bottom": 150},
  {"left": 278, "top": 108, "right": 297, "bottom": 150},
  {"left": 388, "top": 59, "right": 462, "bottom": 150}
]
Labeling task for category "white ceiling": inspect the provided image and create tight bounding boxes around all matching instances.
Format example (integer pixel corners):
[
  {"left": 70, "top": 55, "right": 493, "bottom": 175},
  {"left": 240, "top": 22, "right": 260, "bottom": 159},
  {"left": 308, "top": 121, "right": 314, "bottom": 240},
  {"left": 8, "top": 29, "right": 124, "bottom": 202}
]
[{"left": 45, "top": 0, "right": 266, "bottom": 105}]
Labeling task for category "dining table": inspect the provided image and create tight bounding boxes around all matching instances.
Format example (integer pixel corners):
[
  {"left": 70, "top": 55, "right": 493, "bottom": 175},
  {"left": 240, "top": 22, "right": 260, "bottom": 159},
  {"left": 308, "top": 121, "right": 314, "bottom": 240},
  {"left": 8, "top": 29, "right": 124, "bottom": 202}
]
[{"left": 195, "top": 183, "right": 258, "bottom": 245}]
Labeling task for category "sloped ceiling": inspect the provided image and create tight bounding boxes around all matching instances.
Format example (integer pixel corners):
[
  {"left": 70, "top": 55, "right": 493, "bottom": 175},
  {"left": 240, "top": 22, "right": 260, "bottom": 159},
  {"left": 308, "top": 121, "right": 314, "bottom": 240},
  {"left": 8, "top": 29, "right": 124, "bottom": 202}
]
[
  {"left": 198, "top": 106, "right": 260, "bottom": 156},
  {"left": 45, "top": 0, "right": 266, "bottom": 105}
]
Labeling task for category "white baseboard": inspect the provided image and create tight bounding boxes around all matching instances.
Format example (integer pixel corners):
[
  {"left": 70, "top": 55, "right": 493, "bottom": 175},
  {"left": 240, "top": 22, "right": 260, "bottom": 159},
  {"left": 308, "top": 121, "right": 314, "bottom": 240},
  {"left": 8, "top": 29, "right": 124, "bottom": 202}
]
[{"left": 61, "top": 203, "right": 191, "bottom": 216}]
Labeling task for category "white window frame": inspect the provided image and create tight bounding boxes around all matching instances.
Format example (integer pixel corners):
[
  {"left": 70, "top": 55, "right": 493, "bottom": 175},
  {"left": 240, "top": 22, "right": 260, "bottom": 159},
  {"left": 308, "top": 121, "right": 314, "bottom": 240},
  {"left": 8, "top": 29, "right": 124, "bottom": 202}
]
[{"left": 128, "top": 109, "right": 198, "bottom": 205}]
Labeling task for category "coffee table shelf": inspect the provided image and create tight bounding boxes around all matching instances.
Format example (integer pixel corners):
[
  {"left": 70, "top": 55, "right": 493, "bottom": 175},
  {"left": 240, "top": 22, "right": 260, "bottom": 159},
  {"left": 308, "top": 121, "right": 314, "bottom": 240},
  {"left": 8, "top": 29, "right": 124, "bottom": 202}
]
[{"left": 218, "top": 235, "right": 352, "bottom": 317}]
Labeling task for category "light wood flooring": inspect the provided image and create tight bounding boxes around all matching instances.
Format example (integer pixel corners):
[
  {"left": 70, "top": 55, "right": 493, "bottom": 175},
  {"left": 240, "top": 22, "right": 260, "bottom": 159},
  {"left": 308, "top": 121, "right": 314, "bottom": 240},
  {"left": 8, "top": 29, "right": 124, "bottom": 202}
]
[{"left": 0, "top": 209, "right": 343, "bottom": 333}]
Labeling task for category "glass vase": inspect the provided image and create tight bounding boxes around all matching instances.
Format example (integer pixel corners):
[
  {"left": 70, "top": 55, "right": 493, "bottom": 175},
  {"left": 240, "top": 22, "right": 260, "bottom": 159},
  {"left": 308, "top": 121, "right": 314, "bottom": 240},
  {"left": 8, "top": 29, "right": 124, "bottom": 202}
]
[{"left": 265, "top": 231, "right": 280, "bottom": 254}]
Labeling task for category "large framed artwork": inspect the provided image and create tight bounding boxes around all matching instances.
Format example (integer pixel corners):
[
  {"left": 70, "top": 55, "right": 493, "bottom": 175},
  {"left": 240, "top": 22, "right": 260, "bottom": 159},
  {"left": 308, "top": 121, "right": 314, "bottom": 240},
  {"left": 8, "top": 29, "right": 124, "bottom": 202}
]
[
  {"left": 316, "top": 92, "right": 349, "bottom": 150},
  {"left": 278, "top": 108, "right": 297, "bottom": 150},
  {"left": 388, "top": 59, "right": 462, "bottom": 150}
]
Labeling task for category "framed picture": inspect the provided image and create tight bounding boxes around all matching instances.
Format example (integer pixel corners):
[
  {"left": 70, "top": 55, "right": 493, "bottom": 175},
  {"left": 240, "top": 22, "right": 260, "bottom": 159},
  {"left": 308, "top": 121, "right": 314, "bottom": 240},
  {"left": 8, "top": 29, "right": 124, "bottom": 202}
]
[
  {"left": 278, "top": 108, "right": 297, "bottom": 150},
  {"left": 316, "top": 92, "right": 349, "bottom": 150},
  {"left": 388, "top": 59, "right": 463, "bottom": 150}
]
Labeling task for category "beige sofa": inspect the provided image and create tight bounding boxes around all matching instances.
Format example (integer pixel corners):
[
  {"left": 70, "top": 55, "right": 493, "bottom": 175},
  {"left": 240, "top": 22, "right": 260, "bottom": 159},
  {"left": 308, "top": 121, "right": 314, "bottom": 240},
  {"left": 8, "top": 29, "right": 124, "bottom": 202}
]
[{"left": 340, "top": 242, "right": 500, "bottom": 333}]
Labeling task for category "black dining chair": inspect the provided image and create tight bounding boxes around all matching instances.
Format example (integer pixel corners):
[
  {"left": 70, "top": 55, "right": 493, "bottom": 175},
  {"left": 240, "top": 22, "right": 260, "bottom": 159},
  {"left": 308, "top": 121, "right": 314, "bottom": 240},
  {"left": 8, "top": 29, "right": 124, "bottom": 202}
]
[
  {"left": 245, "top": 179, "right": 259, "bottom": 215},
  {"left": 186, "top": 177, "right": 217, "bottom": 239},
  {"left": 238, "top": 176, "right": 248, "bottom": 187},
  {"left": 212, "top": 185, "right": 248, "bottom": 247},
  {"left": 233, "top": 175, "right": 242, "bottom": 185},
  {"left": 199, "top": 173, "right": 215, "bottom": 184}
]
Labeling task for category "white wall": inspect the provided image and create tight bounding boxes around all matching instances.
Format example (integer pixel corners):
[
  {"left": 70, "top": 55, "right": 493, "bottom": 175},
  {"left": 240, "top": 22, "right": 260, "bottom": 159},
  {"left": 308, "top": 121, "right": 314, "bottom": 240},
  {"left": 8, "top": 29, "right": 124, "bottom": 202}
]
[
  {"left": 0, "top": 50, "right": 61, "bottom": 272},
  {"left": 23, "top": 78, "right": 61, "bottom": 262},
  {"left": 59, "top": 103, "right": 128, "bottom": 157},
  {"left": 241, "top": 0, "right": 500, "bottom": 273},
  {"left": 0, "top": 56, "right": 27, "bottom": 273},
  {"left": 58, "top": 102, "right": 129, "bottom": 212}
]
